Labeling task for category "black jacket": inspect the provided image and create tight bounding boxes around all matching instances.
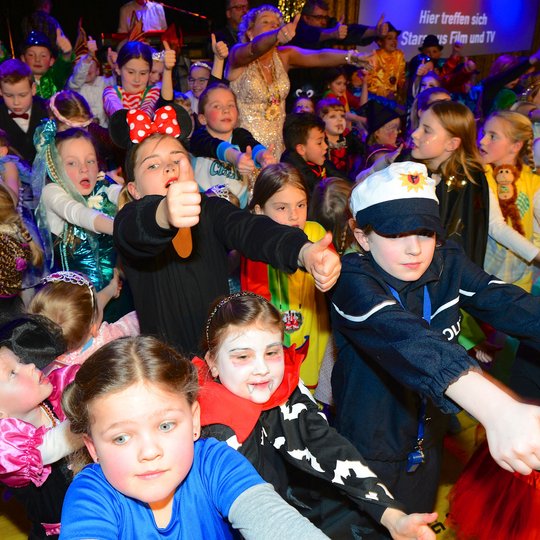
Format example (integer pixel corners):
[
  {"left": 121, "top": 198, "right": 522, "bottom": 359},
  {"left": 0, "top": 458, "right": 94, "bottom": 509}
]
[
  {"left": 330, "top": 240, "right": 540, "bottom": 461},
  {"left": 0, "top": 97, "right": 49, "bottom": 163},
  {"left": 281, "top": 149, "right": 348, "bottom": 195},
  {"left": 114, "top": 195, "right": 308, "bottom": 355}
]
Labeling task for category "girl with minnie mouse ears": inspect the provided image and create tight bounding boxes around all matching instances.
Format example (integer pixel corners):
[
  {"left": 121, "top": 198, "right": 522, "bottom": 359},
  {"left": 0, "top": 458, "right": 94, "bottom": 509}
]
[{"left": 109, "top": 104, "right": 341, "bottom": 356}]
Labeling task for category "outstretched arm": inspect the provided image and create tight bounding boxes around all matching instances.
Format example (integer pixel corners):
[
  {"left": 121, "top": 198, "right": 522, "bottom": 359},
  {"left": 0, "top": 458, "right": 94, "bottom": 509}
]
[
  {"left": 227, "top": 14, "right": 301, "bottom": 73},
  {"left": 445, "top": 370, "right": 540, "bottom": 475},
  {"left": 280, "top": 45, "right": 373, "bottom": 71}
]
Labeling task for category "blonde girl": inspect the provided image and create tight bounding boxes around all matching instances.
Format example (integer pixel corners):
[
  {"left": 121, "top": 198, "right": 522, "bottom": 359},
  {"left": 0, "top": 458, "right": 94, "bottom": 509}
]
[
  {"left": 33, "top": 125, "right": 120, "bottom": 290},
  {"left": 28, "top": 270, "right": 135, "bottom": 373},
  {"left": 0, "top": 184, "right": 43, "bottom": 320},
  {"left": 410, "top": 100, "right": 490, "bottom": 265},
  {"left": 480, "top": 110, "right": 540, "bottom": 291}
]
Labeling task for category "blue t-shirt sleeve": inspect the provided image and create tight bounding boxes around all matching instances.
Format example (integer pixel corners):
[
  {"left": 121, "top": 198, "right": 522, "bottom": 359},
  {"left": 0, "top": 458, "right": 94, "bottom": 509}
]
[
  {"left": 60, "top": 465, "right": 123, "bottom": 539},
  {"left": 197, "top": 438, "right": 265, "bottom": 518}
]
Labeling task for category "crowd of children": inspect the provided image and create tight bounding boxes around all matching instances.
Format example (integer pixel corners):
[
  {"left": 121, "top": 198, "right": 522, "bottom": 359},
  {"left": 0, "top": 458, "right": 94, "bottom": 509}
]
[{"left": 1, "top": 2, "right": 540, "bottom": 539}]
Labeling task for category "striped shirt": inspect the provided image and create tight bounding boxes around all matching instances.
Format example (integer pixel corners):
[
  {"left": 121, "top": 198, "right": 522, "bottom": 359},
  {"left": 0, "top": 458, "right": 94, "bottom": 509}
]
[{"left": 103, "top": 85, "right": 160, "bottom": 117}]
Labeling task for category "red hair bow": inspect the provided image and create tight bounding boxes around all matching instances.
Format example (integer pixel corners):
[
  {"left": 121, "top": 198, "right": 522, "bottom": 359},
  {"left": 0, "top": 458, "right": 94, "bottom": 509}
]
[{"left": 127, "top": 106, "right": 181, "bottom": 143}]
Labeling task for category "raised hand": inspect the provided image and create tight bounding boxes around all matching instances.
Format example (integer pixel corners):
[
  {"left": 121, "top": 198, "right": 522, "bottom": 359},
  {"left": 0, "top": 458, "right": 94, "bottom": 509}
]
[
  {"left": 107, "top": 47, "right": 118, "bottom": 70},
  {"left": 451, "top": 41, "right": 464, "bottom": 56},
  {"left": 376, "top": 14, "right": 388, "bottom": 37},
  {"left": 298, "top": 232, "right": 341, "bottom": 292},
  {"left": 236, "top": 146, "right": 256, "bottom": 175},
  {"left": 165, "top": 155, "right": 201, "bottom": 229},
  {"left": 277, "top": 13, "right": 301, "bottom": 45},
  {"left": 258, "top": 144, "right": 277, "bottom": 167},
  {"left": 211, "top": 33, "right": 229, "bottom": 60},
  {"left": 416, "top": 59, "right": 431, "bottom": 78},
  {"left": 56, "top": 27, "right": 73, "bottom": 55},
  {"left": 331, "top": 16, "right": 348, "bottom": 40},
  {"left": 162, "top": 40, "right": 176, "bottom": 70}
]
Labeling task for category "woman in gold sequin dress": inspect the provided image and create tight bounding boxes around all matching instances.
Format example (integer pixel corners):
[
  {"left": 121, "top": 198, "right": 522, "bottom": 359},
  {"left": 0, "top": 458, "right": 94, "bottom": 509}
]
[{"left": 227, "top": 6, "right": 373, "bottom": 159}]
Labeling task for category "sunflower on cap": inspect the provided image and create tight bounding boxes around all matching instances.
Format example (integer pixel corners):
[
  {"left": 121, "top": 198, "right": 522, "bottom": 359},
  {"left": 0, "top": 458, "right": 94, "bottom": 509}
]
[{"left": 350, "top": 161, "right": 445, "bottom": 237}]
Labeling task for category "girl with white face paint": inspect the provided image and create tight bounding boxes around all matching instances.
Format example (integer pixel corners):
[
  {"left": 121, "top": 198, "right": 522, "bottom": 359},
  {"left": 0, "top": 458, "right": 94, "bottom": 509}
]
[{"left": 197, "top": 292, "right": 438, "bottom": 540}]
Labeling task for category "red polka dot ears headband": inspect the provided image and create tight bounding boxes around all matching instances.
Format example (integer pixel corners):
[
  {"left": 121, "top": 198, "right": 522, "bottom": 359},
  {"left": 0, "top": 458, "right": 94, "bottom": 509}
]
[
  {"left": 128, "top": 106, "right": 181, "bottom": 143},
  {"left": 109, "top": 103, "right": 193, "bottom": 149}
]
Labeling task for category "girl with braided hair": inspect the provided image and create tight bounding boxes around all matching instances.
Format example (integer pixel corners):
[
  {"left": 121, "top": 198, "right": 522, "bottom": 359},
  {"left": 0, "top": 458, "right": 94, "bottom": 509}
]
[{"left": 0, "top": 184, "right": 43, "bottom": 322}]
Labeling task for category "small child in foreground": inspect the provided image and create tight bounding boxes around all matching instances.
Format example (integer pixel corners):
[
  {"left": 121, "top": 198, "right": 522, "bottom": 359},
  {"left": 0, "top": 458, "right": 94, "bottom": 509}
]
[{"left": 60, "top": 335, "right": 328, "bottom": 539}]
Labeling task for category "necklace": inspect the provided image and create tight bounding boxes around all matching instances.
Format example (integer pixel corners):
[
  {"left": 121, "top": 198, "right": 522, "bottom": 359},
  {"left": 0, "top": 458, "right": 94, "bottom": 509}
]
[
  {"left": 255, "top": 56, "right": 281, "bottom": 122},
  {"left": 40, "top": 401, "right": 58, "bottom": 428}
]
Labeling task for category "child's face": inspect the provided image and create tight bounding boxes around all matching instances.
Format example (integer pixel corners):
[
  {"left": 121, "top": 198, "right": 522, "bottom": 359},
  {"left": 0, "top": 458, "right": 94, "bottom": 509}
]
[
  {"left": 0, "top": 79, "right": 35, "bottom": 115},
  {"left": 22, "top": 46, "right": 54, "bottom": 76},
  {"left": 328, "top": 75, "right": 347, "bottom": 97},
  {"left": 207, "top": 324, "right": 285, "bottom": 404},
  {"left": 0, "top": 347, "right": 52, "bottom": 422},
  {"left": 129, "top": 136, "right": 190, "bottom": 198},
  {"left": 380, "top": 31, "right": 398, "bottom": 52},
  {"left": 349, "top": 69, "right": 364, "bottom": 88},
  {"left": 254, "top": 184, "right": 308, "bottom": 229},
  {"left": 188, "top": 66, "right": 210, "bottom": 99},
  {"left": 59, "top": 137, "right": 99, "bottom": 196},
  {"left": 118, "top": 58, "right": 150, "bottom": 94},
  {"left": 479, "top": 117, "right": 520, "bottom": 167},
  {"left": 373, "top": 118, "right": 401, "bottom": 146},
  {"left": 84, "top": 381, "right": 200, "bottom": 511},
  {"left": 322, "top": 108, "right": 346, "bottom": 137},
  {"left": 354, "top": 229, "right": 436, "bottom": 282},
  {"left": 293, "top": 98, "right": 314, "bottom": 114},
  {"left": 149, "top": 60, "right": 164, "bottom": 85},
  {"left": 85, "top": 60, "right": 99, "bottom": 84},
  {"left": 199, "top": 88, "right": 238, "bottom": 136},
  {"left": 419, "top": 75, "right": 440, "bottom": 93},
  {"left": 297, "top": 127, "right": 327, "bottom": 166},
  {"left": 422, "top": 46, "right": 442, "bottom": 60},
  {"left": 411, "top": 109, "right": 456, "bottom": 170}
]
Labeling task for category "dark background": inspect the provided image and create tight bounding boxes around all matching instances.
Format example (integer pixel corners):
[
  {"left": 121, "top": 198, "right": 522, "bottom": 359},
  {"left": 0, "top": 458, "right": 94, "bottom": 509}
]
[{"left": 0, "top": 0, "right": 273, "bottom": 57}]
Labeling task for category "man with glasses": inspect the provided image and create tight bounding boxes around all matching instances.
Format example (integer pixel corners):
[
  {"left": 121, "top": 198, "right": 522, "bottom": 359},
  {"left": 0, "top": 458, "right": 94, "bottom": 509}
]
[
  {"left": 213, "top": 0, "right": 249, "bottom": 49},
  {"left": 291, "top": 0, "right": 387, "bottom": 50}
]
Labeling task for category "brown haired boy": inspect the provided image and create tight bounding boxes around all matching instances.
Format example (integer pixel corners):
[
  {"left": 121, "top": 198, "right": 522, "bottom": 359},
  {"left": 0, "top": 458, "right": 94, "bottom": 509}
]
[{"left": 0, "top": 59, "right": 48, "bottom": 162}]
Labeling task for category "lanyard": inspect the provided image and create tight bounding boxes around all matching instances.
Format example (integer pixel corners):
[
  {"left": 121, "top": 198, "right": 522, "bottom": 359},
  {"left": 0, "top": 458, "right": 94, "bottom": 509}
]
[{"left": 387, "top": 284, "right": 431, "bottom": 462}]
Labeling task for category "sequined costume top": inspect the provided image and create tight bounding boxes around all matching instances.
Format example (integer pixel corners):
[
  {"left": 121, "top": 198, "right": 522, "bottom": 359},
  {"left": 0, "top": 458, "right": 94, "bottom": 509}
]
[
  {"left": 230, "top": 51, "right": 290, "bottom": 159},
  {"left": 48, "top": 178, "right": 119, "bottom": 290},
  {"left": 367, "top": 49, "right": 406, "bottom": 100}
]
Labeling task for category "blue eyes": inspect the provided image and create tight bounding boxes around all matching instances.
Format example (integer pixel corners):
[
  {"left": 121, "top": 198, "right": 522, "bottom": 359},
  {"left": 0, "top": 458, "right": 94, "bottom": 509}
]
[
  {"left": 159, "top": 422, "right": 175, "bottom": 432},
  {"left": 113, "top": 434, "right": 129, "bottom": 445}
]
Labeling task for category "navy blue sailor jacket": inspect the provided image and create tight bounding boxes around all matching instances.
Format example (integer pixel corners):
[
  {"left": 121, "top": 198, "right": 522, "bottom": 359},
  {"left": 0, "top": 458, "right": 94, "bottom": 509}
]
[{"left": 330, "top": 240, "right": 540, "bottom": 462}]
